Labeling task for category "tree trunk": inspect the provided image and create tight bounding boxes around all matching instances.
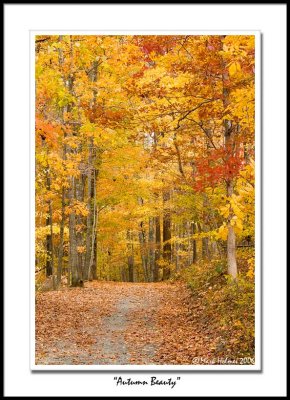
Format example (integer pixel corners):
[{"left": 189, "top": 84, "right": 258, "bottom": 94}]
[
  {"left": 148, "top": 217, "right": 155, "bottom": 282},
  {"left": 221, "top": 35, "right": 238, "bottom": 279},
  {"left": 85, "top": 61, "right": 99, "bottom": 280},
  {"left": 75, "top": 178, "right": 84, "bottom": 280},
  {"left": 45, "top": 168, "right": 54, "bottom": 278},
  {"left": 88, "top": 170, "right": 98, "bottom": 280},
  {"left": 127, "top": 230, "right": 134, "bottom": 282},
  {"left": 92, "top": 215, "right": 98, "bottom": 280},
  {"left": 57, "top": 35, "right": 67, "bottom": 287},
  {"left": 185, "top": 221, "right": 192, "bottom": 266},
  {"left": 66, "top": 36, "right": 82, "bottom": 287},
  {"left": 175, "top": 224, "right": 180, "bottom": 271},
  {"left": 68, "top": 178, "right": 79, "bottom": 286},
  {"left": 138, "top": 224, "right": 148, "bottom": 282},
  {"left": 202, "top": 236, "right": 209, "bottom": 259},
  {"left": 137, "top": 198, "right": 149, "bottom": 281},
  {"left": 57, "top": 187, "right": 65, "bottom": 286},
  {"left": 162, "top": 191, "right": 171, "bottom": 280},
  {"left": 226, "top": 180, "right": 238, "bottom": 279},
  {"left": 85, "top": 139, "right": 93, "bottom": 280},
  {"left": 202, "top": 194, "right": 210, "bottom": 260},
  {"left": 192, "top": 222, "right": 197, "bottom": 263},
  {"left": 154, "top": 216, "right": 161, "bottom": 282}
]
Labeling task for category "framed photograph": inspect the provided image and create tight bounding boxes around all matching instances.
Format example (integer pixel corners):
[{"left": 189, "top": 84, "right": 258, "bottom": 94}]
[{"left": 4, "top": 4, "right": 286, "bottom": 397}]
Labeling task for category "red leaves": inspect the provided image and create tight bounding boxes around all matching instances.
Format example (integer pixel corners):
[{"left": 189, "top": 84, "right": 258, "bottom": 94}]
[
  {"left": 137, "top": 36, "right": 177, "bottom": 57},
  {"left": 132, "top": 65, "right": 149, "bottom": 79},
  {"left": 193, "top": 147, "right": 245, "bottom": 191}
]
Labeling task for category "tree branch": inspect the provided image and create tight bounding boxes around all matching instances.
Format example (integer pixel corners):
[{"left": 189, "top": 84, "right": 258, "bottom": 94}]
[
  {"left": 186, "top": 117, "right": 218, "bottom": 150},
  {"left": 175, "top": 99, "right": 218, "bottom": 130},
  {"left": 35, "top": 37, "right": 50, "bottom": 44}
]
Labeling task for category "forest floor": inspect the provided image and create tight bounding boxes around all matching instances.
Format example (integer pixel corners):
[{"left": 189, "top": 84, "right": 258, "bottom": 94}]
[{"left": 35, "top": 281, "right": 221, "bottom": 365}]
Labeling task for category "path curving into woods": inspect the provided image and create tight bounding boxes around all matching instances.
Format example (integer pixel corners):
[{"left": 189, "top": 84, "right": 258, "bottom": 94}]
[{"left": 35, "top": 281, "right": 212, "bottom": 365}]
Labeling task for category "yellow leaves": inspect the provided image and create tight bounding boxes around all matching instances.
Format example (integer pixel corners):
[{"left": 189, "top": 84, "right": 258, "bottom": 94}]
[
  {"left": 218, "top": 193, "right": 244, "bottom": 236},
  {"left": 230, "top": 216, "right": 237, "bottom": 226},
  {"left": 228, "top": 61, "right": 241, "bottom": 76},
  {"left": 36, "top": 224, "right": 69, "bottom": 240},
  {"left": 141, "top": 66, "right": 166, "bottom": 83},
  {"left": 62, "top": 181, "right": 70, "bottom": 189},
  {"left": 63, "top": 136, "right": 79, "bottom": 149},
  {"left": 222, "top": 113, "right": 232, "bottom": 122},
  {"left": 232, "top": 162, "right": 255, "bottom": 237},
  {"left": 217, "top": 168, "right": 254, "bottom": 238},
  {"left": 239, "top": 161, "right": 255, "bottom": 181},
  {"left": 65, "top": 161, "right": 79, "bottom": 177},
  {"left": 230, "top": 197, "right": 244, "bottom": 221},
  {"left": 51, "top": 182, "right": 60, "bottom": 191},
  {"left": 229, "top": 86, "right": 255, "bottom": 130},
  {"left": 219, "top": 204, "right": 230, "bottom": 218},
  {"left": 65, "top": 201, "right": 89, "bottom": 217},
  {"left": 216, "top": 223, "right": 228, "bottom": 241},
  {"left": 64, "top": 154, "right": 82, "bottom": 178},
  {"left": 230, "top": 216, "right": 243, "bottom": 233},
  {"left": 79, "top": 122, "right": 96, "bottom": 138},
  {"left": 36, "top": 153, "right": 48, "bottom": 167},
  {"left": 246, "top": 257, "right": 255, "bottom": 279}
]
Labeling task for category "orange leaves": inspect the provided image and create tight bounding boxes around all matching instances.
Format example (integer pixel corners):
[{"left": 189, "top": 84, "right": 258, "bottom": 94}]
[
  {"left": 77, "top": 246, "right": 86, "bottom": 254},
  {"left": 35, "top": 279, "right": 254, "bottom": 365},
  {"left": 36, "top": 117, "right": 63, "bottom": 148},
  {"left": 36, "top": 281, "right": 220, "bottom": 365}
]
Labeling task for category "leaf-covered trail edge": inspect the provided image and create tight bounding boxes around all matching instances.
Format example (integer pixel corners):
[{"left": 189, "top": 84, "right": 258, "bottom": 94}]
[{"left": 35, "top": 281, "right": 225, "bottom": 365}]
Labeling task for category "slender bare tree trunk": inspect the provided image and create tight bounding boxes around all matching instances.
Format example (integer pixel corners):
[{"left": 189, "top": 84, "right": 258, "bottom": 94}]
[
  {"left": 185, "top": 222, "right": 190, "bottom": 266},
  {"left": 45, "top": 167, "right": 54, "bottom": 279},
  {"left": 85, "top": 61, "right": 99, "bottom": 280},
  {"left": 57, "top": 187, "right": 65, "bottom": 286},
  {"left": 76, "top": 178, "right": 84, "bottom": 280},
  {"left": 88, "top": 170, "right": 97, "bottom": 280},
  {"left": 138, "top": 223, "right": 149, "bottom": 282},
  {"left": 85, "top": 140, "right": 93, "bottom": 280},
  {"left": 226, "top": 180, "right": 238, "bottom": 278},
  {"left": 191, "top": 222, "right": 197, "bottom": 263},
  {"left": 154, "top": 216, "right": 160, "bottom": 282},
  {"left": 137, "top": 197, "right": 149, "bottom": 281},
  {"left": 56, "top": 35, "right": 67, "bottom": 287},
  {"left": 127, "top": 230, "right": 134, "bottom": 282},
  {"left": 68, "top": 177, "right": 79, "bottom": 286},
  {"left": 92, "top": 201, "right": 99, "bottom": 280},
  {"left": 65, "top": 35, "right": 84, "bottom": 287},
  {"left": 221, "top": 35, "right": 238, "bottom": 279},
  {"left": 148, "top": 217, "right": 155, "bottom": 282},
  {"left": 175, "top": 224, "right": 180, "bottom": 271},
  {"left": 162, "top": 191, "right": 171, "bottom": 280}
]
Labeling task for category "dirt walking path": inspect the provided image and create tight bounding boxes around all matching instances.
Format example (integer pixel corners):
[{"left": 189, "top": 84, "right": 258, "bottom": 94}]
[{"left": 35, "top": 281, "right": 210, "bottom": 365}]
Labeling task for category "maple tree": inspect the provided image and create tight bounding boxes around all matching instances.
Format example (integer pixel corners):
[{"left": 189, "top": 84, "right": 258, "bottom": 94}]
[{"left": 35, "top": 35, "right": 255, "bottom": 365}]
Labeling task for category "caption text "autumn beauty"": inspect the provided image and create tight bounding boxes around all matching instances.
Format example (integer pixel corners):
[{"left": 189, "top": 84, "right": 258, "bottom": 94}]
[{"left": 114, "top": 376, "right": 181, "bottom": 389}]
